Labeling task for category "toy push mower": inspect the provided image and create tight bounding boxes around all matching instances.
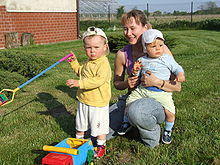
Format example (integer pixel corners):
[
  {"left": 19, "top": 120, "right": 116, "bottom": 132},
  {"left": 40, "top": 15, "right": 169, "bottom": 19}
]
[
  {"left": 0, "top": 53, "right": 74, "bottom": 107},
  {"left": 42, "top": 138, "right": 95, "bottom": 165}
]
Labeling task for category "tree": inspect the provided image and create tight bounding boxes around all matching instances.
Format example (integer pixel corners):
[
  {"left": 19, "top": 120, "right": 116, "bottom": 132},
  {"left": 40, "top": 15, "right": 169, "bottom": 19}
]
[
  {"left": 152, "top": 10, "right": 162, "bottom": 16},
  {"left": 143, "top": 10, "right": 148, "bottom": 16},
  {"left": 173, "top": 10, "right": 188, "bottom": 16},
  {"left": 116, "top": 6, "right": 125, "bottom": 19},
  {"left": 199, "top": 1, "right": 218, "bottom": 10}
]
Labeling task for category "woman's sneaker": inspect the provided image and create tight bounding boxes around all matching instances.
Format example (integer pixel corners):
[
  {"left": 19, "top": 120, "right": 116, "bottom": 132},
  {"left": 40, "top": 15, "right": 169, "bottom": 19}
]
[
  {"left": 162, "top": 130, "right": 172, "bottom": 144},
  {"left": 94, "top": 145, "right": 105, "bottom": 158},
  {"left": 117, "top": 122, "right": 132, "bottom": 135}
]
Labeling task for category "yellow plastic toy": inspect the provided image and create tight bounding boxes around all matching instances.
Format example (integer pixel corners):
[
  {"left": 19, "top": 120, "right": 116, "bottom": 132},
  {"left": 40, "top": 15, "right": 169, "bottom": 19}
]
[{"left": 43, "top": 145, "right": 79, "bottom": 155}]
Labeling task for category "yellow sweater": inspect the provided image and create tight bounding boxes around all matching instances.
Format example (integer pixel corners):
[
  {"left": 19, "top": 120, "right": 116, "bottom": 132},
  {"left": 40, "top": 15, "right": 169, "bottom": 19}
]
[{"left": 69, "top": 56, "right": 111, "bottom": 107}]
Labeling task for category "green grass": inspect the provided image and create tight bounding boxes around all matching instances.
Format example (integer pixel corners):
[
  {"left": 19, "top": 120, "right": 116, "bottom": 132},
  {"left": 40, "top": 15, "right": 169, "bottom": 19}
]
[{"left": 0, "top": 30, "right": 220, "bottom": 165}]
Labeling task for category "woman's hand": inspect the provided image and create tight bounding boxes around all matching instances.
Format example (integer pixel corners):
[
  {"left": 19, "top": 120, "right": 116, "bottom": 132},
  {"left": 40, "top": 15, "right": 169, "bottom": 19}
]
[
  {"left": 141, "top": 71, "right": 161, "bottom": 87},
  {"left": 141, "top": 71, "right": 181, "bottom": 92},
  {"left": 176, "top": 72, "right": 185, "bottom": 82},
  {"left": 66, "top": 79, "right": 79, "bottom": 88},
  {"left": 127, "top": 76, "right": 140, "bottom": 89}
]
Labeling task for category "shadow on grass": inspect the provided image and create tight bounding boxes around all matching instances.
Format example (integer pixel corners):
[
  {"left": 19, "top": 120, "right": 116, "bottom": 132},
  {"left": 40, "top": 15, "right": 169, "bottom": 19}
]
[
  {"left": 35, "top": 92, "right": 77, "bottom": 164},
  {"left": 56, "top": 85, "right": 78, "bottom": 100},
  {"left": 124, "top": 127, "right": 142, "bottom": 142},
  {"left": 32, "top": 142, "right": 59, "bottom": 165},
  {"left": 36, "top": 92, "right": 75, "bottom": 136}
]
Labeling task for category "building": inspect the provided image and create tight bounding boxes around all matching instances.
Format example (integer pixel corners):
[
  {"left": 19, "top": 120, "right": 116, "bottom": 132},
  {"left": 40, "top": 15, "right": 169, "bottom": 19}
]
[{"left": 0, "top": 0, "right": 79, "bottom": 49}]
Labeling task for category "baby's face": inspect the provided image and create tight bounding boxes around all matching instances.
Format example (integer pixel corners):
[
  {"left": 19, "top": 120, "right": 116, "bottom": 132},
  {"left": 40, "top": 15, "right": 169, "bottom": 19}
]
[
  {"left": 84, "top": 35, "right": 107, "bottom": 60},
  {"left": 146, "top": 39, "right": 164, "bottom": 58}
]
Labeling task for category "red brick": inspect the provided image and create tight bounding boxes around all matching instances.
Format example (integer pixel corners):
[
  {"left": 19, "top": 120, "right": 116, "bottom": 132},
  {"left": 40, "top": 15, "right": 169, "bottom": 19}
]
[{"left": 0, "top": 5, "right": 78, "bottom": 48}]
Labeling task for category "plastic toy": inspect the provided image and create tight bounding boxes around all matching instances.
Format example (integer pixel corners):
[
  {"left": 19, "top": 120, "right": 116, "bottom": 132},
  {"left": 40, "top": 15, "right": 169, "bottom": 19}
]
[
  {"left": 42, "top": 153, "right": 73, "bottom": 165},
  {"left": 43, "top": 145, "right": 79, "bottom": 155},
  {"left": 42, "top": 138, "right": 94, "bottom": 165},
  {"left": 0, "top": 93, "right": 9, "bottom": 105},
  {"left": 0, "top": 53, "right": 74, "bottom": 107}
]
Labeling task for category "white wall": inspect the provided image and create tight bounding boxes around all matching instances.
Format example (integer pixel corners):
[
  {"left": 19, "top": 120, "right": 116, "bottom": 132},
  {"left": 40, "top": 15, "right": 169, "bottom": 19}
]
[
  {"left": 1, "top": 0, "right": 77, "bottom": 12},
  {"left": 0, "top": 0, "right": 6, "bottom": 5}
]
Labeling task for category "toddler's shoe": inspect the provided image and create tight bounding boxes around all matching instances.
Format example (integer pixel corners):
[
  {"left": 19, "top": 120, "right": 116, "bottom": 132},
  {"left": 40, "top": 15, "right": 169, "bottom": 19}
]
[
  {"left": 94, "top": 145, "right": 105, "bottom": 158},
  {"left": 162, "top": 130, "right": 172, "bottom": 144},
  {"left": 117, "top": 122, "right": 132, "bottom": 135}
]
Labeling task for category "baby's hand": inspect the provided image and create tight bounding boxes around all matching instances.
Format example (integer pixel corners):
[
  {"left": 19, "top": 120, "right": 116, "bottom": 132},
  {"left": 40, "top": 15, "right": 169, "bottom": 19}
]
[
  {"left": 67, "top": 52, "right": 77, "bottom": 62},
  {"left": 66, "top": 79, "right": 79, "bottom": 88},
  {"left": 132, "top": 60, "right": 143, "bottom": 75},
  {"left": 176, "top": 72, "right": 185, "bottom": 82}
]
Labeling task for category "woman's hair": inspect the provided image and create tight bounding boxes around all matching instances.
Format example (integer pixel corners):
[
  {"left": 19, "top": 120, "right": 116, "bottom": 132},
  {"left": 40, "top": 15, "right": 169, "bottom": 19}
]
[{"left": 121, "top": 9, "right": 151, "bottom": 28}]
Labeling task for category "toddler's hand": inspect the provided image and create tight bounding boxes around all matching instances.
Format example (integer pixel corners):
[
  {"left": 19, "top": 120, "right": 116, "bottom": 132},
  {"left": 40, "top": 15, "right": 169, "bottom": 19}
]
[
  {"left": 67, "top": 52, "right": 76, "bottom": 62},
  {"left": 66, "top": 79, "right": 79, "bottom": 88}
]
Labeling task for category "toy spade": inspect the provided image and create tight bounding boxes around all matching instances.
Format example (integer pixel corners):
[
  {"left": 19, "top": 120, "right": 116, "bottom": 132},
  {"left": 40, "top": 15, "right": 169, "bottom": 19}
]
[{"left": 0, "top": 53, "right": 73, "bottom": 106}]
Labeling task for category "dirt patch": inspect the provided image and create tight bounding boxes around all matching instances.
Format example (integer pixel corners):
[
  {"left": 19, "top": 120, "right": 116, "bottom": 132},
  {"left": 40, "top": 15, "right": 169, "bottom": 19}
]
[{"left": 118, "top": 151, "right": 132, "bottom": 164}]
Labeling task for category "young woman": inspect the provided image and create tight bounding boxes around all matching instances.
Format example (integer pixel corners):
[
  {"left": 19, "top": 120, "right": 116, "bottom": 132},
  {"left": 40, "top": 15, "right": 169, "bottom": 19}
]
[
  {"left": 114, "top": 9, "right": 180, "bottom": 92},
  {"left": 108, "top": 9, "right": 181, "bottom": 147}
]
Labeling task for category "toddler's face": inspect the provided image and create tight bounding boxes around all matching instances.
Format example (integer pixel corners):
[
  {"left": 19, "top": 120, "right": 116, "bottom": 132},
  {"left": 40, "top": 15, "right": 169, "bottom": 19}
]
[
  {"left": 84, "top": 35, "right": 107, "bottom": 60},
  {"left": 146, "top": 39, "right": 164, "bottom": 58}
]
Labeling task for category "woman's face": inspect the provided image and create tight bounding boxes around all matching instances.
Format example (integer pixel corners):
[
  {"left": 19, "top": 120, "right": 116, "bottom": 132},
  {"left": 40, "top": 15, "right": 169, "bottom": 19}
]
[{"left": 123, "top": 17, "right": 148, "bottom": 45}]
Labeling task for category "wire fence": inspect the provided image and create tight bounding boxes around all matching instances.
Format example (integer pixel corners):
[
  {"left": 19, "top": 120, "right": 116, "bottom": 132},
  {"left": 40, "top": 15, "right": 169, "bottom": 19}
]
[
  {"left": 79, "top": 0, "right": 118, "bottom": 20},
  {"left": 79, "top": 0, "right": 220, "bottom": 23},
  {"left": 122, "top": 1, "right": 220, "bottom": 13}
]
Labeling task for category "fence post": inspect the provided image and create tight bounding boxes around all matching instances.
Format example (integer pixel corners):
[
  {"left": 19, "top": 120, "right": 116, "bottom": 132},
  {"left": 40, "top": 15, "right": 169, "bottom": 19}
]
[
  {"left": 191, "top": 1, "right": 193, "bottom": 25},
  {"left": 108, "top": 4, "right": 111, "bottom": 26},
  {"left": 146, "top": 3, "right": 149, "bottom": 21}
]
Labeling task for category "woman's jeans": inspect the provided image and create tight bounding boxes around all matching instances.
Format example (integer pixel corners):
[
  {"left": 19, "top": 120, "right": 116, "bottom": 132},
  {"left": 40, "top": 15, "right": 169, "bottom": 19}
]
[{"left": 107, "top": 96, "right": 165, "bottom": 148}]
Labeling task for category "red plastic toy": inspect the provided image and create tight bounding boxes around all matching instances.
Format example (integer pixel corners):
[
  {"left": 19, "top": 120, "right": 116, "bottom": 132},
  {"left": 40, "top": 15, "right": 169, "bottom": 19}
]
[{"left": 42, "top": 153, "right": 73, "bottom": 165}]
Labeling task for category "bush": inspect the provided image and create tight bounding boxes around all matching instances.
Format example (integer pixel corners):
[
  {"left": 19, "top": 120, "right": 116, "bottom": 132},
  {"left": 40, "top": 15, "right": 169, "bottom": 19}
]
[
  {"left": 107, "top": 33, "right": 177, "bottom": 53},
  {"left": 107, "top": 34, "right": 128, "bottom": 52},
  {"left": 154, "top": 19, "right": 220, "bottom": 31},
  {"left": 154, "top": 20, "right": 193, "bottom": 30},
  {"left": 164, "top": 34, "right": 178, "bottom": 49},
  {"left": 80, "top": 20, "right": 121, "bottom": 31},
  {"left": 80, "top": 18, "right": 220, "bottom": 32},
  {"left": 0, "top": 51, "right": 51, "bottom": 79},
  {"left": 0, "top": 70, "right": 27, "bottom": 91},
  {"left": 199, "top": 19, "right": 220, "bottom": 30}
]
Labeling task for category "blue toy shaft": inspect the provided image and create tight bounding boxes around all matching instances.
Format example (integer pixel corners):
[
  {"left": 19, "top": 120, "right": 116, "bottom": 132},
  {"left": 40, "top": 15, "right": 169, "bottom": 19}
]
[
  {"left": 18, "top": 61, "right": 60, "bottom": 89},
  {"left": 18, "top": 54, "right": 73, "bottom": 89}
]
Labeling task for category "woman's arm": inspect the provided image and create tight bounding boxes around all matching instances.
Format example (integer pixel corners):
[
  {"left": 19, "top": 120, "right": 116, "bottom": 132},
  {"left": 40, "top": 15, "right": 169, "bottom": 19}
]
[
  {"left": 163, "top": 44, "right": 173, "bottom": 56},
  {"left": 114, "top": 50, "right": 139, "bottom": 90},
  {"left": 141, "top": 72, "right": 181, "bottom": 92}
]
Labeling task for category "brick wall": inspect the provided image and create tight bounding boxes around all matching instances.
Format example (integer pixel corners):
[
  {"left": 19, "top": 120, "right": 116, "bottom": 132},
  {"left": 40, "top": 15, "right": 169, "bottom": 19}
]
[{"left": 0, "top": 5, "right": 78, "bottom": 49}]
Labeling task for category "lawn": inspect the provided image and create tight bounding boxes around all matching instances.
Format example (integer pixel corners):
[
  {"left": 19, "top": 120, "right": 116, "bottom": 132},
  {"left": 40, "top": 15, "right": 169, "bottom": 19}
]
[{"left": 0, "top": 30, "right": 220, "bottom": 165}]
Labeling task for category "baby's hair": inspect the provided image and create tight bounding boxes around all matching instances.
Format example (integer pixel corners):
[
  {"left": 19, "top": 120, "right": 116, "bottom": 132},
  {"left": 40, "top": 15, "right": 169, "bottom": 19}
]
[
  {"left": 121, "top": 9, "right": 152, "bottom": 28},
  {"left": 83, "top": 35, "right": 107, "bottom": 44}
]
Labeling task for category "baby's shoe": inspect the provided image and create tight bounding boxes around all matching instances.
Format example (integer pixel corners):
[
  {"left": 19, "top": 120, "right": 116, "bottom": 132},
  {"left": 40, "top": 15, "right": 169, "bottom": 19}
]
[{"left": 162, "top": 130, "right": 172, "bottom": 144}]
